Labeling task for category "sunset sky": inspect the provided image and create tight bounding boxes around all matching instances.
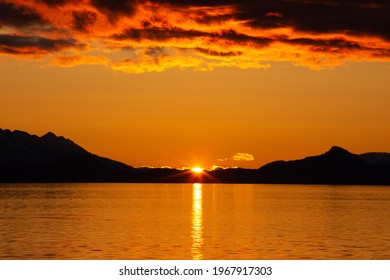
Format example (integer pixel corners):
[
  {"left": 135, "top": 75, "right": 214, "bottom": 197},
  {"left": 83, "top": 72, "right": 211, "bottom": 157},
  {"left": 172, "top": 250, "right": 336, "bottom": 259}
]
[{"left": 1, "top": 0, "right": 390, "bottom": 169}]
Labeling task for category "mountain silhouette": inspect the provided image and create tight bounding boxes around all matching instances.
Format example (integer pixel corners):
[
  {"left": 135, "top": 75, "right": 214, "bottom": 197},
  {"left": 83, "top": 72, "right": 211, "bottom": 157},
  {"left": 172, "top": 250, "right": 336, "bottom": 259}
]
[
  {"left": 255, "top": 146, "right": 383, "bottom": 184},
  {"left": 0, "top": 128, "right": 133, "bottom": 182},
  {"left": 359, "top": 152, "right": 390, "bottom": 165},
  {"left": 1, "top": 128, "right": 390, "bottom": 184},
  {"left": 0, "top": 129, "right": 88, "bottom": 164}
]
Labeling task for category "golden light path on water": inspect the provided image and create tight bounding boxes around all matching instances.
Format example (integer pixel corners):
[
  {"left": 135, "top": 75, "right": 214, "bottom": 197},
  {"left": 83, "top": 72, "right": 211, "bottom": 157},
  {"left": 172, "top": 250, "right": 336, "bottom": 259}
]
[{"left": 191, "top": 183, "right": 203, "bottom": 260}]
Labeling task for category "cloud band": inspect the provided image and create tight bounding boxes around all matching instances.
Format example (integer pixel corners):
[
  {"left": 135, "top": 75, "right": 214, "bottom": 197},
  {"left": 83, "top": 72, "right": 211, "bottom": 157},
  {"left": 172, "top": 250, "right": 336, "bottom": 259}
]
[{"left": 1, "top": 0, "right": 390, "bottom": 72}]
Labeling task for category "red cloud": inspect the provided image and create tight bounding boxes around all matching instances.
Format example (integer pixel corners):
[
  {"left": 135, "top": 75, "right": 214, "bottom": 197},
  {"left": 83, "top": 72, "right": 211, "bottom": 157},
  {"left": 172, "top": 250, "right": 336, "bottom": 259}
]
[{"left": 1, "top": 0, "right": 390, "bottom": 72}]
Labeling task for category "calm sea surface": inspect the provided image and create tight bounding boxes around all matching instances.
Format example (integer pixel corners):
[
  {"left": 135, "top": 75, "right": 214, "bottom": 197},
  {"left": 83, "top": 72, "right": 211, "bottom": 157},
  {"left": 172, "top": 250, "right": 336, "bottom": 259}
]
[{"left": 1, "top": 183, "right": 390, "bottom": 259}]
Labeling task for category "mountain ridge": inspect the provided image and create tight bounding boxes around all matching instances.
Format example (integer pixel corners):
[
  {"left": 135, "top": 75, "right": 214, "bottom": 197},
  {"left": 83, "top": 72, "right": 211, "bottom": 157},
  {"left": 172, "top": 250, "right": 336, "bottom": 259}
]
[
  {"left": 0, "top": 128, "right": 134, "bottom": 182},
  {"left": 256, "top": 145, "right": 380, "bottom": 184},
  {"left": 1, "top": 128, "right": 389, "bottom": 184},
  {"left": 0, "top": 128, "right": 88, "bottom": 164}
]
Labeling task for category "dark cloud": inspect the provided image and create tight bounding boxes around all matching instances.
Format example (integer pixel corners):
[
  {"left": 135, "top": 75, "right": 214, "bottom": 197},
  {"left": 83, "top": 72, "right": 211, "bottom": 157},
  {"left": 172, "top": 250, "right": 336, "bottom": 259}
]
[
  {"left": 38, "top": 0, "right": 68, "bottom": 6},
  {"left": 286, "top": 37, "right": 365, "bottom": 51},
  {"left": 144, "top": 47, "right": 168, "bottom": 57},
  {"left": 218, "top": 30, "right": 271, "bottom": 46},
  {"left": 0, "top": 2, "right": 46, "bottom": 27},
  {"left": 154, "top": 0, "right": 237, "bottom": 6},
  {"left": 237, "top": 1, "right": 390, "bottom": 40},
  {"left": 3, "top": 0, "right": 390, "bottom": 40},
  {"left": 195, "top": 48, "right": 242, "bottom": 57},
  {"left": 156, "top": 0, "right": 390, "bottom": 40},
  {"left": 0, "top": 34, "right": 84, "bottom": 54},
  {"left": 90, "top": 0, "right": 138, "bottom": 22},
  {"left": 4, "top": 0, "right": 389, "bottom": 40},
  {"left": 113, "top": 27, "right": 205, "bottom": 41},
  {"left": 113, "top": 27, "right": 271, "bottom": 47},
  {"left": 72, "top": 10, "right": 97, "bottom": 32},
  {"left": 193, "top": 13, "right": 234, "bottom": 26}
]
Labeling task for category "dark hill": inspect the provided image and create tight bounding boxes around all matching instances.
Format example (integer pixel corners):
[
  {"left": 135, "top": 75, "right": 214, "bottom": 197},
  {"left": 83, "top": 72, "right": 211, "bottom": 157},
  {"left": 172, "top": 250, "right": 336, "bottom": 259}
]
[
  {"left": 0, "top": 129, "right": 88, "bottom": 164},
  {"left": 256, "top": 146, "right": 390, "bottom": 185},
  {"left": 0, "top": 128, "right": 134, "bottom": 182},
  {"left": 360, "top": 152, "right": 390, "bottom": 165}
]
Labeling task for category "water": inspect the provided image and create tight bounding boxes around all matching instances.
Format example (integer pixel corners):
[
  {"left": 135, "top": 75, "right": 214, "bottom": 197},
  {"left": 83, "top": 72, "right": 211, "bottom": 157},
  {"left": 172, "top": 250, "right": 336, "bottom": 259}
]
[{"left": 1, "top": 183, "right": 390, "bottom": 259}]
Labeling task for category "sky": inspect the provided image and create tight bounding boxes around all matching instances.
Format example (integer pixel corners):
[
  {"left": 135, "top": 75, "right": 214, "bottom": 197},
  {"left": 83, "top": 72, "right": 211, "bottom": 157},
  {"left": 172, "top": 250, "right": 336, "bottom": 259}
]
[{"left": 1, "top": 0, "right": 390, "bottom": 169}]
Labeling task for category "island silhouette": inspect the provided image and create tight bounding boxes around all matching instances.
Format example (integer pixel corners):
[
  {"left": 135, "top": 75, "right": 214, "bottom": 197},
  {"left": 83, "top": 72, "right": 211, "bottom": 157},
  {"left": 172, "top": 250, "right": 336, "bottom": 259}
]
[{"left": 1, "top": 128, "right": 390, "bottom": 185}]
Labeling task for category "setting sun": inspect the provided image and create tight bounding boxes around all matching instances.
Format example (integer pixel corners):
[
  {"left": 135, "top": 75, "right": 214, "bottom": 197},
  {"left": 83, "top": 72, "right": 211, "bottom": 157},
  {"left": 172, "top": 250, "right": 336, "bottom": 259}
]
[{"left": 191, "top": 167, "right": 204, "bottom": 174}]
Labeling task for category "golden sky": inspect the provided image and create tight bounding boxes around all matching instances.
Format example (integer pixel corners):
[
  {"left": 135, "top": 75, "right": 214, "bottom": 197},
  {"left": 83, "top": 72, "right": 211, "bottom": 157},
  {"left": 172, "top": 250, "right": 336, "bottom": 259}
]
[{"left": 1, "top": 0, "right": 390, "bottom": 168}]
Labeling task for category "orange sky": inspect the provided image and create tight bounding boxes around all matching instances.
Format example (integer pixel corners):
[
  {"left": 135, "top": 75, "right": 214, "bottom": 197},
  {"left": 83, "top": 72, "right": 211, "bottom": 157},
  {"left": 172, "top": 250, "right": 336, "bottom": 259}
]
[{"left": 1, "top": 0, "right": 390, "bottom": 168}]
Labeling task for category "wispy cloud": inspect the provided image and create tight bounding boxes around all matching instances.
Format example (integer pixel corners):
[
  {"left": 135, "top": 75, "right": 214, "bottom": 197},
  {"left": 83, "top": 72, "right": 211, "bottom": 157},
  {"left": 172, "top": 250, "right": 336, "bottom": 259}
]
[
  {"left": 0, "top": 34, "right": 83, "bottom": 55},
  {"left": 51, "top": 54, "right": 110, "bottom": 67},
  {"left": 232, "top": 153, "right": 255, "bottom": 162},
  {"left": 1, "top": 0, "right": 390, "bottom": 72},
  {"left": 217, "top": 152, "right": 255, "bottom": 163}
]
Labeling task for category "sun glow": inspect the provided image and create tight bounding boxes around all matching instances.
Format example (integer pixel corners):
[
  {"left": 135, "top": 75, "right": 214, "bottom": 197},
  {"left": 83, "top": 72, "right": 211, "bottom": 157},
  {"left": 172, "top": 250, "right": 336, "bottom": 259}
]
[{"left": 191, "top": 167, "right": 204, "bottom": 174}]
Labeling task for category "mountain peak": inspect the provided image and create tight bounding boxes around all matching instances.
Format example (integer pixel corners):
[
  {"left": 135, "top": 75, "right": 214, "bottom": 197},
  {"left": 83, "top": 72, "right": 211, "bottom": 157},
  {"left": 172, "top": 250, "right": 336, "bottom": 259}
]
[
  {"left": 41, "top": 131, "right": 58, "bottom": 140},
  {"left": 326, "top": 146, "right": 351, "bottom": 155},
  {"left": 322, "top": 146, "right": 362, "bottom": 163}
]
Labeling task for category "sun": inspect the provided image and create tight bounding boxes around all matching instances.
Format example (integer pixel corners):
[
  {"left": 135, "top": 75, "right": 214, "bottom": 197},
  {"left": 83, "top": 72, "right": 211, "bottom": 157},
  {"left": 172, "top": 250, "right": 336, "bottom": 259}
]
[{"left": 191, "top": 167, "right": 204, "bottom": 174}]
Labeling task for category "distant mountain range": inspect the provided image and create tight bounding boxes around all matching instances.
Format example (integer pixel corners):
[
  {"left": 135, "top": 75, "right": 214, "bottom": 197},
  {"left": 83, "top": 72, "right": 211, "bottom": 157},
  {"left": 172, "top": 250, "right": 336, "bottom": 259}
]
[{"left": 1, "top": 128, "right": 390, "bottom": 185}]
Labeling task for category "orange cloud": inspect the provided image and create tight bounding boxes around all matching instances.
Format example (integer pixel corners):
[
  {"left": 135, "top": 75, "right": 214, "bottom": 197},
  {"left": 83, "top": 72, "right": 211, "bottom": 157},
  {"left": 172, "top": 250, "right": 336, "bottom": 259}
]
[
  {"left": 51, "top": 54, "right": 110, "bottom": 67},
  {"left": 217, "top": 153, "right": 255, "bottom": 163},
  {"left": 1, "top": 0, "right": 390, "bottom": 72},
  {"left": 233, "top": 153, "right": 255, "bottom": 162}
]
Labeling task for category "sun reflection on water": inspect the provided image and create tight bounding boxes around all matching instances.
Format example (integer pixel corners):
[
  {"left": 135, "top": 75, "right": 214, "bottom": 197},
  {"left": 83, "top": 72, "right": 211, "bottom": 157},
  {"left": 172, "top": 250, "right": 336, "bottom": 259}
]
[{"left": 191, "top": 183, "right": 203, "bottom": 260}]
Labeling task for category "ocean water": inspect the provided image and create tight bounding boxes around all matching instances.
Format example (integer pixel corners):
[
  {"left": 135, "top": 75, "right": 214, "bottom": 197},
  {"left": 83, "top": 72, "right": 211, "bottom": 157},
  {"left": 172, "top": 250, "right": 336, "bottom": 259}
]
[{"left": 1, "top": 183, "right": 390, "bottom": 260}]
